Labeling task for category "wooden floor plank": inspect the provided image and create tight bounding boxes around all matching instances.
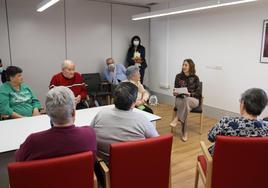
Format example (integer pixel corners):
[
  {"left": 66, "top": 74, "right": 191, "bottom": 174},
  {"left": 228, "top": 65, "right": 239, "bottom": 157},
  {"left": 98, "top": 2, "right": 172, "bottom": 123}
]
[{"left": 150, "top": 104, "right": 217, "bottom": 188}]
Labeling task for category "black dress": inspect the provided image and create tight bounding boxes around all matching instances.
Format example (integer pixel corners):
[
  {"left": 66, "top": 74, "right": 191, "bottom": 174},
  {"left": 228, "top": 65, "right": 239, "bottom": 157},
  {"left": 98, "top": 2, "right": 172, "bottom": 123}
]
[{"left": 127, "top": 45, "right": 147, "bottom": 84}]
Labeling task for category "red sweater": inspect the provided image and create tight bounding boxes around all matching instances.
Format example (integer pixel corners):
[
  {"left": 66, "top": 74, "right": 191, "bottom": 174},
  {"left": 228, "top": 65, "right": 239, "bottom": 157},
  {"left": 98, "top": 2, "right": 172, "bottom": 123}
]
[
  {"left": 15, "top": 125, "right": 96, "bottom": 162},
  {"left": 49, "top": 72, "right": 87, "bottom": 100}
]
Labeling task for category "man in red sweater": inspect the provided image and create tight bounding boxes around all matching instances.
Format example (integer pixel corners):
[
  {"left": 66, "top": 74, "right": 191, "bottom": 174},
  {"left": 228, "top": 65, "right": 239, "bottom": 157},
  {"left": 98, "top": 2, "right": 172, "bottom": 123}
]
[
  {"left": 15, "top": 86, "right": 96, "bottom": 162},
  {"left": 49, "top": 60, "right": 88, "bottom": 109}
]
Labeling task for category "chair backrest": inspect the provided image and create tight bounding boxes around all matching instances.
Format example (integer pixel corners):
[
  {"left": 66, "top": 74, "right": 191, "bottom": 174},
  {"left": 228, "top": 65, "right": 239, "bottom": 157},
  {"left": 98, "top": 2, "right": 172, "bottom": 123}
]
[
  {"left": 109, "top": 134, "right": 173, "bottom": 188},
  {"left": 197, "top": 81, "right": 203, "bottom": 103},
  {"left": 212, "top": 136, "right": 268, "bottom": 188},
  {"left": 82, "top": 73, "right": 101, "bottom": 93},
  {"left": 8, "top": 151, "right": 94, "bottom": 188}
]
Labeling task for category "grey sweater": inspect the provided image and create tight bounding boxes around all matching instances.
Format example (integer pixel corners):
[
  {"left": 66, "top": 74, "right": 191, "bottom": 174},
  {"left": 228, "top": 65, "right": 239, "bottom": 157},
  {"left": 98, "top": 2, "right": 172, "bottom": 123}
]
[{"left": 91, "top": 107, "right": 159, "bottom": 163}]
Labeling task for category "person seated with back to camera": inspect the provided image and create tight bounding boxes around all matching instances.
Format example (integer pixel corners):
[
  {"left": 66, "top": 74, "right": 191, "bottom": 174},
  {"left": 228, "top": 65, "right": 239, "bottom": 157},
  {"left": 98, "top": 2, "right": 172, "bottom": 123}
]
[
  {"left": 0, "top": 66, "right": 41, "bottom": 119},
  {"left": 15, "top": 86, "right": 96, "bottom": 162},
  {"left": 170, "top": 59, "right": 201, "bottom": 142},
  {"left": 49, "top": 59, "right": 88, "bottom": 110},
  {"left": 208, "top": 88, "right": 268, "bottom": 156},
  {"left": 103, "top": 57, "right": 127, "bottom": 85},
  {"left": 91, "top": 82, "right": 159, "bottom": 163},
  {"left": 124, "top": 65, "right": 154, "bottom": 114}
]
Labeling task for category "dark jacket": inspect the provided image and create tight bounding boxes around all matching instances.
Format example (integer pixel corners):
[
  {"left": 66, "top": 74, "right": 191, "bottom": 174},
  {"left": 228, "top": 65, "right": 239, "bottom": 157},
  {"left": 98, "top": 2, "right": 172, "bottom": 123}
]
[
  {"left": 1, "top": 70, "right": 7, "bottom": 83},
  {"left": 174, "top": 72, "right": 201, "bottom": 99},
  {"left": 127, "top": 45, "right": 147, "bottom": 69}
]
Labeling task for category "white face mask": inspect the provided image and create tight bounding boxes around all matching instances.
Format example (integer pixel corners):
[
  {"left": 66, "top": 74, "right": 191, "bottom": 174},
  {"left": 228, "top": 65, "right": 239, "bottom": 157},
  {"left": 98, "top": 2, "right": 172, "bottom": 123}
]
[
  {"left": 133, "top": 40, "right": 140, "bottom": 46},
  {"left": 108, "top": 64, "right": 115, "bottom": 72}
]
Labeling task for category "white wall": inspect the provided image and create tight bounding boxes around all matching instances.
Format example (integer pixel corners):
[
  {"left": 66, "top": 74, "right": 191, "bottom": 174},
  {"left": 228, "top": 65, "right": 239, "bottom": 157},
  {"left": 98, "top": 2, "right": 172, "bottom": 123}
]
[
  {"left": 65, "top": 0, "right": 111, "bottom": 74},
  {"left": 6, "top": 0, "right": 66, "bottom": 104},
  {"left": 0, "top": 0, "right": 149, "bottom": 105},
  {"left": 150, "top": 1, "right": 268, "bottom": 117},
  {"left": 0, "top": 0, "right": 10, "bottom": 66},
  {"left": 112, "top": 4, "right": 150, "bottom": 83}
]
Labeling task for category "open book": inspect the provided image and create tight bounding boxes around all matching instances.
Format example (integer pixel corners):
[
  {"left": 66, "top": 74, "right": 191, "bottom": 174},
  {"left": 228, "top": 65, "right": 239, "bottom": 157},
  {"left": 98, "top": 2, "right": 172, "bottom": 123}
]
[{"left": 174, "top": 87, "right": 188, "bottom": 94}]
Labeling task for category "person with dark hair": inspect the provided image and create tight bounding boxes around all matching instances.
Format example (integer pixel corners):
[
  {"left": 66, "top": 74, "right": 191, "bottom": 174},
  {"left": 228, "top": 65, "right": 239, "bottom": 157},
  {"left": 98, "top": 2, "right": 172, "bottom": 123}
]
[
  {"left": 127, "top": 35, "right": 147, "bottom": 84},
  {"left": 208, "top": 88, "right": 268, "bottom": 156},
  {"left": 91, "top": 82, "right": 159, "bottom": 163},
  {"left": 0, "top": 59, "right": 7, "bottom": 83},
  {"left": 170, "top": 59, "right": 201, "bottom": 141},
  {"left": 125, "top": 65, "right": 153, "bottom": 114},
  {"left": 0, "top": 66, "right": 41, "bottom": 118}
]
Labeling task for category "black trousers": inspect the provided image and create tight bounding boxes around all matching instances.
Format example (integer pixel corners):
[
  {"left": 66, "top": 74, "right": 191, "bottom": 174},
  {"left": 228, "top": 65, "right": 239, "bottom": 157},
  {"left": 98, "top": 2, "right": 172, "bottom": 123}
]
[
  {"left": 139, "top": 68, "right": 145, "bottom": 84},
  {"left": 137, "top": 105, "right": 154, "bottom": 114},
  {"left": 76, "top": 101, "right": 88, "bottom": 110}
]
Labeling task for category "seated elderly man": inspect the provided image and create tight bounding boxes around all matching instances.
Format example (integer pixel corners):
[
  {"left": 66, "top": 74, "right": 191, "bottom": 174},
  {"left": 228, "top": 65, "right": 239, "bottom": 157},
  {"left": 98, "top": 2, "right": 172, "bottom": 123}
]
[
  {"left": 125, "top": 65, "right": 153, "bottom": 114},
  {"left": 0, "top": 66, "right": 41, "bottom": 118},
  {"left": 91, "top": 82, "right": 159, "bottom": 163},
  {"left": 15, "top": 86, "right": 96, "bottom": 161},
  {"left": 103, "top": 58, "right": 127, "bottom": 85},
  {"left": 208, "top": 88, "right": 268, "bottom": 156},
  {"left": 49, "top": 60, "right": 88, "bottom": 109}
]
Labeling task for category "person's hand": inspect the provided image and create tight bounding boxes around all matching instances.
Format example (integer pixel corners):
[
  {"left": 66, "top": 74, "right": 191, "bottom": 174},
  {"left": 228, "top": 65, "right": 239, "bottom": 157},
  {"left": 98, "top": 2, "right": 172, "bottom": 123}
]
[
  {"left": 184, "top": 92, "right": 191, "bottom": 97},
  {"left": 75, "top": 95, "right": 81, "bottom": 104},
  {"left": 173, "top": 89, "right": 178, "bottom": 96},
  {"left": 134, "top": 58, "right": 142, "bottom": 64},
  {"left": 32, "top": 108, "right": 41, "bottom": 116},
  {"left": 135, "top": 100, "right": 144, "bottom": 106}
]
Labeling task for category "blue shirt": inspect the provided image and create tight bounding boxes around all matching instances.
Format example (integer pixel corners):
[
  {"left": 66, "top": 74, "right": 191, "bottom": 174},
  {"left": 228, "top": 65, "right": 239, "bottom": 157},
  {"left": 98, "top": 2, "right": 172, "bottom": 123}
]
[{"left": 103, "top": 64, "right": 127, "bottom": 85}]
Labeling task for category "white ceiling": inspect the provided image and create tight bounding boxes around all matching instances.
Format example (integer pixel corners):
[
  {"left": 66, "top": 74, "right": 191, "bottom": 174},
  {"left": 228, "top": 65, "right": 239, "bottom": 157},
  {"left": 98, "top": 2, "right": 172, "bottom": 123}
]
[
  {"left": 93, "top": 0, "right": 206, "bottom": 7},
  {"left": 93, "top": 0, "right": 174, "bottom": 6}
]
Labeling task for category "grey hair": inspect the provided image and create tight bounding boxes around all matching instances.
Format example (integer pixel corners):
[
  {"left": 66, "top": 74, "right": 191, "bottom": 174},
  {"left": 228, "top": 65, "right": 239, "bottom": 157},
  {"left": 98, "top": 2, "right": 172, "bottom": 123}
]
[
  {"left": 241, "top": 88, "right": 268, "bottom": 116},
  {"left": 61, "top": 59, "right": 74, "bottom": 69},
  {"left": 46, "top": 86, "right": 76, "bottom": 125},
  {"left": 126, "top": 65, "right": 139, "bottom": 80}
]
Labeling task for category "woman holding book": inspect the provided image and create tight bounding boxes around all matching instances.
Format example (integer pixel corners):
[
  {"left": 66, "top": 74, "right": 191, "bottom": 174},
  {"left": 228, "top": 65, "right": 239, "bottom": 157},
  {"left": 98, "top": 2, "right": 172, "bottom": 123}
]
[
  {"left": 127, "top": 35, "right": 147, "bottom": 84},
  {"left": 170, "top": 59, "right": 201, "bottom": 141}
]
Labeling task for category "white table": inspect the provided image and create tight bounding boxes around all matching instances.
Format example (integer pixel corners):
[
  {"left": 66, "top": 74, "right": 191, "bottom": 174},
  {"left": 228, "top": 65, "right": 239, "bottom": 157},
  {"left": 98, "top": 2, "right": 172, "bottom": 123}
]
[{"left": 0, "top": 105, "right": 161, "bottom": 153}]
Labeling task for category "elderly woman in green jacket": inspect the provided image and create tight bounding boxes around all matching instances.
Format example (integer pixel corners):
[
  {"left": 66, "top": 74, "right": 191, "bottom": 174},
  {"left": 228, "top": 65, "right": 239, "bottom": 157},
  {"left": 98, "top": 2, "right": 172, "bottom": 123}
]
[{"left": 0, "top": 66, "right": 41, "bottom": 119}]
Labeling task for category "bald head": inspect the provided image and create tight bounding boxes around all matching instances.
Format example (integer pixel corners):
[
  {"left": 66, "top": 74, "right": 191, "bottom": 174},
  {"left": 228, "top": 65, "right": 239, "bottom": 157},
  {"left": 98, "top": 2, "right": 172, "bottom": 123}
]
[
  {"left": 106, "top": 58, "right": 114, "bottom": 65},
  {"left": 62, "top": 60, "right": 75, "bottom": 69},
  {"left": 62, "top": 60, "right": 75, "bottom": 79}
]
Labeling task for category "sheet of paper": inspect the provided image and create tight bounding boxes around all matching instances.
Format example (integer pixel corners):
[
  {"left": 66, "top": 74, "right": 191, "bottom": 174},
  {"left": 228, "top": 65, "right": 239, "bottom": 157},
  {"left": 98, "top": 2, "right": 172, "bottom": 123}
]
[{"left": 174, "top": 87, "right": 188, "bottom": 94}]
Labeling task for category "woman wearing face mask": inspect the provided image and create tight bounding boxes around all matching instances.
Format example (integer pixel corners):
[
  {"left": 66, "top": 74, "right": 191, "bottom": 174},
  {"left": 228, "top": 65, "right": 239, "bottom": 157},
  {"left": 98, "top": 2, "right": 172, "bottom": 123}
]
[
  {"left": 170, "top": 59, "right": 201, "bottom": 141},
  {"left": 127, "top": 36, "right": 147, "bottom": 84}
]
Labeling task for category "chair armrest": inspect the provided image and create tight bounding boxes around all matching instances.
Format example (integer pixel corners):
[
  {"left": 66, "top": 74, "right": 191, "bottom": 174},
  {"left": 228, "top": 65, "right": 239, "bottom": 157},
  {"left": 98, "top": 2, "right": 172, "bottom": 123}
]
[
  {"left": 100, "top": 81, "right": 110, "bottom": 85},
  {"left": 94, "top": 173, "right": 98, "bottom": 188},
  {"left": 200, "top": 141, "right": 212, "bottom": 163},
  {"left": 99, "top": 161, "right": 110, "bottom": 188},
  {"left": 97, "top": 157, "right": 111, "bottom": 188},
  {"left": 200, "top": 141, "right": 213, "bottom": 188},
  {"left": 1, "top": 114, "right": 10, "bottom": 120}
]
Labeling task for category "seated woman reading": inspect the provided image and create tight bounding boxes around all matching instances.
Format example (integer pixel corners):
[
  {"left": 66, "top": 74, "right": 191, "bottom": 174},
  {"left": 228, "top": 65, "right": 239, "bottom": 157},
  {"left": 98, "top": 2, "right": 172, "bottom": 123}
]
[{"left": 170, "top": 59, "right": 201, "bottom": 141}]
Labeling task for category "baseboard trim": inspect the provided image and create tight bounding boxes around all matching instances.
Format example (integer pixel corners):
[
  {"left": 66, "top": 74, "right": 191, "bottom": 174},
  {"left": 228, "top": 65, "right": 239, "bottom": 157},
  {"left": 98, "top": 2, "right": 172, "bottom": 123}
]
[{"left": 151, "top": 91, "right": 239, "bottom": 120}]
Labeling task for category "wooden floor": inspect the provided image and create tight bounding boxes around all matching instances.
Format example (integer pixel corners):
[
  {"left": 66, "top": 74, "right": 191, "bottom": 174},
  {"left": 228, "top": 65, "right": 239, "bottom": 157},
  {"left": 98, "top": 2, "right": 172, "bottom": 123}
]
[{"left": 150, "top": 104, "right": 217, "bottom": 188}]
